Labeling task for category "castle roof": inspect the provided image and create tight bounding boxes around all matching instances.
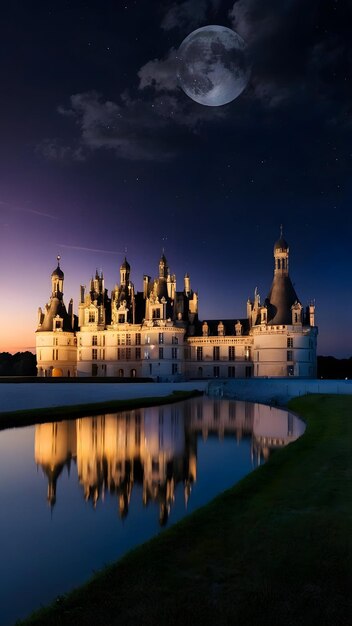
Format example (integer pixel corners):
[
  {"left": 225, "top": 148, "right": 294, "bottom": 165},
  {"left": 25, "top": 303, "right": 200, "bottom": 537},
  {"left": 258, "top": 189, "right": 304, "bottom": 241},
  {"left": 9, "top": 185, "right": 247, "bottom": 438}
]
[{"left": 266, "top": 275, "right": 299, "bottom": 325}]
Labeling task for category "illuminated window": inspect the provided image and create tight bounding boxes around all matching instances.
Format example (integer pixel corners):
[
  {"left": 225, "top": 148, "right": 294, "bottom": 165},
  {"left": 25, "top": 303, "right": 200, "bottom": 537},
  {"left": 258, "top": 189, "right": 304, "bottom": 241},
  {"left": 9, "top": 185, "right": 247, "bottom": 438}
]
[{"left": 159, "top": 332, "right": 164, "bottom": 344}]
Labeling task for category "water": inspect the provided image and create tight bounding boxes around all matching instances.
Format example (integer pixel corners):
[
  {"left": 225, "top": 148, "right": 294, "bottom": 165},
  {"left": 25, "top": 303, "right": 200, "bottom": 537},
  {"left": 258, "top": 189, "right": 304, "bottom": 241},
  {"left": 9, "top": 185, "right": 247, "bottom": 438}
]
[{"left": 0, "top": 397, "right": 304, "bottom": 625}]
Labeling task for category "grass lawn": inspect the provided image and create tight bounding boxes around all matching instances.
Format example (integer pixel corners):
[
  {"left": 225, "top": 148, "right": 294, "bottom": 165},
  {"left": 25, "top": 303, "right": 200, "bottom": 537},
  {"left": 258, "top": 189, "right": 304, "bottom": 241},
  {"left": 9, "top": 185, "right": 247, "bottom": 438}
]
[{"left": 20, "top": 394, "right": 352, "bottom": 626}]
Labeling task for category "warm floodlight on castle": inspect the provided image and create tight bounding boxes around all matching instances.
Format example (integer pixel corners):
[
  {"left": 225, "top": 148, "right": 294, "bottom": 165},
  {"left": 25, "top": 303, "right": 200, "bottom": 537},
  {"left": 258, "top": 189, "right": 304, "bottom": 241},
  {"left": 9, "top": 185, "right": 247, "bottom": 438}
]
[{"left": 36, "top": 233, "right": 317, "bottom": 379}]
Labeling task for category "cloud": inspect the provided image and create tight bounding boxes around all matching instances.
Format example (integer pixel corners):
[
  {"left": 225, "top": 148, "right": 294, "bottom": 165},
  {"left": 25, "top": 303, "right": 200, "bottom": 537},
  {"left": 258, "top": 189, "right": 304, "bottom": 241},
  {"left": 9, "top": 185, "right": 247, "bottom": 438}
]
[
  {"left": 161, "top": 0, "right": 208, "bottom": 31},
  {"left": 45, "top": 86, "right": 227, "bottom": 163},
  {"left": 42, "top": 0, "right": 350, "bottom": 163},
  {"left": 229, "top": 0, "right": 352, "bottom": 112},
  {"left": 161, "top": 0, "right": 222, "bottom": 32},
  {"left": 57, "top": 243, "right": 124, "bottom": 255},
  {"left": 138, "top": 48, "right": 180, "bottom": 92},
  {"left": 0, "top": 200, "right": 58, "bottom": 220},
  {"left": 36, "top": 138, "right": 86, "bottom": 162},
  {"left": 56, "top": 91, "right": 178, "bottom": 161}
]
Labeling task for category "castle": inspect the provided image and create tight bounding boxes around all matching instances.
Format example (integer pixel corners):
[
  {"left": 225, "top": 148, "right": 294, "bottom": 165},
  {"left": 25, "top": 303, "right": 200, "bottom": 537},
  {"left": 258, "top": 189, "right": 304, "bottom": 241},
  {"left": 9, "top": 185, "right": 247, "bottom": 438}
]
[{"left": 36, "top": 231, "right": 318, "bottom": 379}]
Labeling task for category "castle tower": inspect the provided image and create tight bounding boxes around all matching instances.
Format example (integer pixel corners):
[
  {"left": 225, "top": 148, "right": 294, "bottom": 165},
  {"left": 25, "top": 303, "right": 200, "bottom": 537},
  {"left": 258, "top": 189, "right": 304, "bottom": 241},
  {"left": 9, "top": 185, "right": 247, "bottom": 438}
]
[
  {"left": 36, "top": 257, "right": 77, "bottom": 377},
  {"left": 159, "top": 253, "right": 168, "bottom": 279},
  {"left": 51, "top": 255, "right": 64, "bottom": 299},
  {"left": 120, "top": 257, "right": 130, "bottom": 287},
  {"left": 266, "top": 228, "right": 299, "bottom": 325}
]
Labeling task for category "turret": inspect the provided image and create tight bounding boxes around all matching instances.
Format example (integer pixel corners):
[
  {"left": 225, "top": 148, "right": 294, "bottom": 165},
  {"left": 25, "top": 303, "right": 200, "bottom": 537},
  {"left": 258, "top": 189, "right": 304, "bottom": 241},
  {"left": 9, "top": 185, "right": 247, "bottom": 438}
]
[
  {"left": 51, "top": 256, "right": 64, "bottom": 299},
  {"left": 159, "top": 253, "right": 168, "bottom": 279},
  {"left": 184, "top": 273, "right": 191, "bottom": 295},
  {"left": 266, "top": 229, "right": 300, "bottom": 326},
  {"left": 120, "top": 257, "right": 130, "bottom": 286},
  {"left": 273, "top": 225, "right": 289, "bottom": 275}
]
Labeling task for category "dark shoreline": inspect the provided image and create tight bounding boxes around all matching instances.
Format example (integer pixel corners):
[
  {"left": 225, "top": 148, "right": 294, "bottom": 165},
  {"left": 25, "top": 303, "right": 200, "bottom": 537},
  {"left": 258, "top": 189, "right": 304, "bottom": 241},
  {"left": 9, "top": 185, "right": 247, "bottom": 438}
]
[{"left": 0, "top": 390, "right": 202, "bottom": 431}]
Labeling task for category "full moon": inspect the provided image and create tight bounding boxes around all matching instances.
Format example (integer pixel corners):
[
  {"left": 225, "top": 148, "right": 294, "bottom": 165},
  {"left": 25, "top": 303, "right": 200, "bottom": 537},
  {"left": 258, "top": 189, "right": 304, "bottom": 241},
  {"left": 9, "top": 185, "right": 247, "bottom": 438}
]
[{"left": 177, "top": 25, "right": 250, "bottom": 107}]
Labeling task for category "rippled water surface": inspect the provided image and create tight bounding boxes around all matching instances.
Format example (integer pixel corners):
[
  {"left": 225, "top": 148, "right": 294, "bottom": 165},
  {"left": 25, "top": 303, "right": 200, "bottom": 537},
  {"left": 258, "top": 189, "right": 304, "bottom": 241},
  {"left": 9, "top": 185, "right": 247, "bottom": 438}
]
[{"left": 0, "top": 397, "right": 304, "bottom": 625}]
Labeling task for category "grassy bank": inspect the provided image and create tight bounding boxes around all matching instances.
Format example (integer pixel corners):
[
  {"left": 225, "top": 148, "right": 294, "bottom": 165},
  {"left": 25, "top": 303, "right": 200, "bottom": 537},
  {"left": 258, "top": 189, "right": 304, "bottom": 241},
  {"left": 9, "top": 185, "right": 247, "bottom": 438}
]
[
  {"left": 20, "top": 394, "right": 352, "bottom": 626},
  {"left": 0, "top": 390, "right": 201, "bottom": 431}
]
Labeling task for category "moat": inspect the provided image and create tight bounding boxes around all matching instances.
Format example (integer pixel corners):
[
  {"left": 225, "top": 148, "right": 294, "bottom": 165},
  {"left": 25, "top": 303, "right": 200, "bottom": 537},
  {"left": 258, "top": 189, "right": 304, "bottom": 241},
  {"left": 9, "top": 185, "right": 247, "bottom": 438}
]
[{"left": 0, "top": 397, "right": 304, "bottom": 625}]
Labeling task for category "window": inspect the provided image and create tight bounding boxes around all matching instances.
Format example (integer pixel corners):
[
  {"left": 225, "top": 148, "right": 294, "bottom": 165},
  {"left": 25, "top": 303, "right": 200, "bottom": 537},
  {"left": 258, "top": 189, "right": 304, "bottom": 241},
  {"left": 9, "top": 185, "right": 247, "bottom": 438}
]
[
  {"left": 228, "top": 366, "right": 236, "bottom": 378},
  {"left": 92, "top": 335, "right": 97, "bottom": 346},
  {"left": 92, "top": 348, "right": 97, "bottom": 360},
  {"left": 126, "top": 348, "right": 131, "bottom": 360},
  {"left": 245, "top": 347, "right": 251, "bottom": 361},
  {"left": 118, "top": 348, "right": 125, "bottom": 359},
  {"left": 287, "top": 365, "right": 294, "bottom": 376},
  {"left": 213, "top": 346, "right": 220, "bottom": 361},
  {"left": 228, "top": 346, "right": 235, "bottom": 361},
  {"left": 245, "top": 366, "right": 252, "bottom": 378},
  {"left": 159, "top": 332, "right": 164, "bottom": 344},
  {"left": 213, "top": 366, "right": 220, "bottom": 377},
  {"left": 126, "top": 334, "right": 131, "bottom": 345},
  {"left": 196, "top": 346, "right": 203, "bottom": 361},
  {"left": 172, "top": 348, "right": 178, "bottom": 359},
  {"left": 135, "top": 333, "right": 141, "bottom": 345},
  {"left": 287, "top": 350, "right": 293, "bottom": 361},
  {"left": 172, "top": 363, "right": 178, "bottom": 375},
  {"left": 118, "top": 314, "right": 125, "bottom": 323},
  {"left": 287, "top": 337, "right": 293, "bottom": 348},
  {"left": 89, "top": 312, "right": 95, "bottom": 323},
  {"left": 135, "top": 347, "right": 141, "bottom": 360},
  {"left": 152, "top": 308, "right": 160, "bottom": 319},
  {"left": 159, "top": 347, "right": 164, "bottom": 359},
  {"left": 92, "top": 364, "right": 98, "bottom": 376},
  {"left": 172, "top": 336, "right": 178, "bottom": 345}
]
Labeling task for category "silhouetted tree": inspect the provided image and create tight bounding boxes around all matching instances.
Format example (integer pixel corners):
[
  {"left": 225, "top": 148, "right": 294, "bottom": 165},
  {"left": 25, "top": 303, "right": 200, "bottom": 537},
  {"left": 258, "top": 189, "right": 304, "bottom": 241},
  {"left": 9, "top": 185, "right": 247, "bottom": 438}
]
[{"left": 0, "top": 352, "right": 37, "bottom": 376}]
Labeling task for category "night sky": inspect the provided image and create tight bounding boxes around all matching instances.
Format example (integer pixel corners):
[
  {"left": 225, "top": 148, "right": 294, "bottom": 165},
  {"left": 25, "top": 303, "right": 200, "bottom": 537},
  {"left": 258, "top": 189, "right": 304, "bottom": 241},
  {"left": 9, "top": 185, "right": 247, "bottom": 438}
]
[{"left": 0, "top": 0, "right": 351, "bottom": 357}]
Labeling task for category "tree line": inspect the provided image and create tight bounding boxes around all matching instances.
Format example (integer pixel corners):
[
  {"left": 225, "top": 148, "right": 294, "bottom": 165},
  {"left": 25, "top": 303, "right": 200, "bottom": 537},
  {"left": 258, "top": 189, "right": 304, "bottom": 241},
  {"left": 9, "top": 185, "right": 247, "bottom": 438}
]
[{"left": 0, "top": 352, "right": 350, "bottom": 379}]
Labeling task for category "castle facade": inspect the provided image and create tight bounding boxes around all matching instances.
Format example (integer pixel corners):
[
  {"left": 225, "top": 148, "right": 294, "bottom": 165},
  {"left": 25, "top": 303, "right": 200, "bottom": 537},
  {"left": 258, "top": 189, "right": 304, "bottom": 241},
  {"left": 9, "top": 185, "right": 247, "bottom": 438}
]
[{"left": 36, "top": 232, "right": 318, "bottom": 379}]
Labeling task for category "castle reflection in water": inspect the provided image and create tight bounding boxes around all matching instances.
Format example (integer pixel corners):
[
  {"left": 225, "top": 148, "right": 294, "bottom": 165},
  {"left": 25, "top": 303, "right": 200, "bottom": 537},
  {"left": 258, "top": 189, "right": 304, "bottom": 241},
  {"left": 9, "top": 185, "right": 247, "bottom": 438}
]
[{"left": 34, "top": 398, "right": 304, "bottom": 525}]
